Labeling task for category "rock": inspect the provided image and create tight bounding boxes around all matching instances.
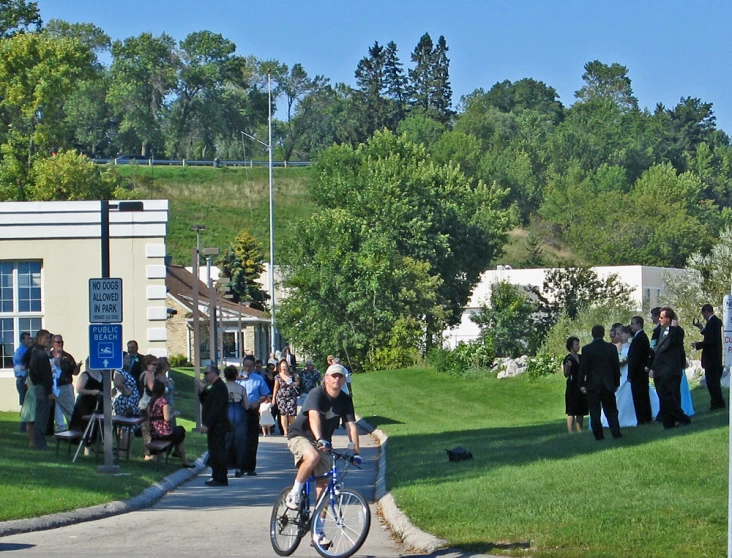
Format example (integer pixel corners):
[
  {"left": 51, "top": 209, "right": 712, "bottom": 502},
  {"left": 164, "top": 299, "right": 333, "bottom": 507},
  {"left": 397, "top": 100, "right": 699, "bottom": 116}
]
[{"left": 496, "top": 356, "right": 529, "bottom": 379}]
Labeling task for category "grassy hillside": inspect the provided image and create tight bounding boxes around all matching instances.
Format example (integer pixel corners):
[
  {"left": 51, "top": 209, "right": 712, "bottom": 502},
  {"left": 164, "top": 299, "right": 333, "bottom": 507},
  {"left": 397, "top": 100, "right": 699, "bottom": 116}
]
[
  {"left": 116, "top": 164, "right": 574, "bottom": 268},
  {"left": 116, "top": 165, "right": 314, "bottom": 265}
]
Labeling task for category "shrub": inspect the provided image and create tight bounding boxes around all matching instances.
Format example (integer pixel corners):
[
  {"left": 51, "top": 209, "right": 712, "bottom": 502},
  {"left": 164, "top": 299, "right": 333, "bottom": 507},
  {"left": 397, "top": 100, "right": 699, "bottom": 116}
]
[
  {"left": 526, "top": 352, "right": 560, "bottom": 379},
  {"left": 169, "top": 354, "right": 190, "bottom": 368},
  {"left": 427, "top": 337, "right": 494, "bottom": 379}
]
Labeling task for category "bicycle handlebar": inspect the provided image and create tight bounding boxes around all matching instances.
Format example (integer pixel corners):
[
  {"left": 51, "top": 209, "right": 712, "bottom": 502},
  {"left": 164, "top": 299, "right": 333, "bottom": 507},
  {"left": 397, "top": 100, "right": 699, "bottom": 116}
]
[{"left": 331, "top": 448, "right": 363, "bottom": 469}]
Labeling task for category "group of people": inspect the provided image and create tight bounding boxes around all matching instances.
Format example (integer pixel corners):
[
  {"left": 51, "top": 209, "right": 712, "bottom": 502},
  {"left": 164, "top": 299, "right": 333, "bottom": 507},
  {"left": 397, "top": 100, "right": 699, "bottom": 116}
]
[
  {"left": 564, "top": 305, "right": 726, "bottom": 440},
  {"left": 197, "top": 353, "right": 358, "bottom": 492},
  {"left": 14, "top": 329, "right": 82, "bottom": 450}
]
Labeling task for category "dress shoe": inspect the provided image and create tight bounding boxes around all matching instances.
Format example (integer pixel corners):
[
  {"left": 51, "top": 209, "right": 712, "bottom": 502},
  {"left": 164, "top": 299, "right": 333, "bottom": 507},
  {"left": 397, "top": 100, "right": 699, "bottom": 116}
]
[
  {"left": 182, "top": 463, "right": 195, "bottom": 468},
  {"left": 612, "top": 433, "right": 623, "bottom": 439},
  {"left": 205, "top": 479, "right": 228, "bottom": 487},
  {"left": 246, "top": 471, "right": 257, "bottom": 476},
  {"left": 235, "top": 470, "right": 243, "bottom": 478},
  {"left": 595, "top": 436, "right": 604, "bottom": 441}
]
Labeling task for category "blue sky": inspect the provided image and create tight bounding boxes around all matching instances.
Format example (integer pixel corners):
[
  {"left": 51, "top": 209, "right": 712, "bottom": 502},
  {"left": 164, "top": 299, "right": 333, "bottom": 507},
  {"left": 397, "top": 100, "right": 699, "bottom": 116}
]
[{"left": 36, "top": 0, "right": 732, "bottom": 133}]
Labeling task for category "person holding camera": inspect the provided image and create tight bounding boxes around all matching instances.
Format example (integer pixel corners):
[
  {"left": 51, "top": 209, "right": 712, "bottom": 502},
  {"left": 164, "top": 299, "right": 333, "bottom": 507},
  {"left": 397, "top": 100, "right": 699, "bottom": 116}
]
[
  {"left": 284, "top": 364, "right": 360, "bottom": 515},
  {"left": 69, "top": 361, "right": 104, "bottom": 449}
]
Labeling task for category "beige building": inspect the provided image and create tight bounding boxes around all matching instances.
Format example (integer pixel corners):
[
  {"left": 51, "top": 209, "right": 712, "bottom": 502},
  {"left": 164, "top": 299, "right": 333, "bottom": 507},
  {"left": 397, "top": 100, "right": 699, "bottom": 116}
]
[
  {"left": 165, "top": 265, "right": 271, "bottom": 364},
  {"left": 0, "top": 200, "right": 169, "bottom": 412}
]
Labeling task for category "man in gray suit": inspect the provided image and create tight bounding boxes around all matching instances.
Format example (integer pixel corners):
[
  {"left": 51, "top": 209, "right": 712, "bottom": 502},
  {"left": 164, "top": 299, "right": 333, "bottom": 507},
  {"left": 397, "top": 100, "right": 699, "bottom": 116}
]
[{"left": 579, "top": 325, "right": 622, "bottom": 440}]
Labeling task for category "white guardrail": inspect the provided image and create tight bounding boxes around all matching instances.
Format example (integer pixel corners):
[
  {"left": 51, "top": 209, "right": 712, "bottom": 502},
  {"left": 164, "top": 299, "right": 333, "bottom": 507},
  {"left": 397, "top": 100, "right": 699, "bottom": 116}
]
[{"left": 94, "top": 158, "right": 311, "bottom": 168}]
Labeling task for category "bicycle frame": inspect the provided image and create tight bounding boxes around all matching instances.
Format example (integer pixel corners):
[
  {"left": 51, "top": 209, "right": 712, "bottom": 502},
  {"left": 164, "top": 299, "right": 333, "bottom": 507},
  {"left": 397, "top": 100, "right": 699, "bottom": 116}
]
[{"left": 301, "top": 449, "right": 349, "bottom": 528}]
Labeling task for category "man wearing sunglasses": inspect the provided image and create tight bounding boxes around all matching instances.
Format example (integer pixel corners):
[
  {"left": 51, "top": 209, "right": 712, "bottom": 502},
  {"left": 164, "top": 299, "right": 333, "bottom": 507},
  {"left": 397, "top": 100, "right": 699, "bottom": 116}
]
[{"left": 284, "top": 363, "right": 360, "bottom": 516}]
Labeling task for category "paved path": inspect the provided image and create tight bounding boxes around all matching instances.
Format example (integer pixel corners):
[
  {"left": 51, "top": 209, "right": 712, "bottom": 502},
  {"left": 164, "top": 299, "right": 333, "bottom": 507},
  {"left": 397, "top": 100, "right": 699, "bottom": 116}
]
[{"left": 0, "top": 426, "right": 496, "bottom": 557}]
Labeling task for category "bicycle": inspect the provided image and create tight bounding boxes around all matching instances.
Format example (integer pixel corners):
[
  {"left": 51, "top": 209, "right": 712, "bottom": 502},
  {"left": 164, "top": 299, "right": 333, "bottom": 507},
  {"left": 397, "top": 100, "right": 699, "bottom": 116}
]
[{"left": 270, "top": 447, "right": 371, "bottom": 558}]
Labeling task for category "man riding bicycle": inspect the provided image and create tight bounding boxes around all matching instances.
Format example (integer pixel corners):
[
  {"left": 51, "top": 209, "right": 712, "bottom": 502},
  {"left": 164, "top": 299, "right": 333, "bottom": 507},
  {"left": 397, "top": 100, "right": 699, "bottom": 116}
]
[{"left": 285, "top": 363, "right": 361, "bottom": 513}]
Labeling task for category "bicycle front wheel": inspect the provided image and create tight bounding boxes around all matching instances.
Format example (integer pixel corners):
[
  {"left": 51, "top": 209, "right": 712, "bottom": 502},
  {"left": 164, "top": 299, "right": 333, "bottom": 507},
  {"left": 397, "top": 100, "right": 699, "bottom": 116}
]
[
  {"left": 312, "top": 488, "right": 371, "bottom": 558},
  {"left": 270, "top": 486, "right": 304, "bottom": 556}
]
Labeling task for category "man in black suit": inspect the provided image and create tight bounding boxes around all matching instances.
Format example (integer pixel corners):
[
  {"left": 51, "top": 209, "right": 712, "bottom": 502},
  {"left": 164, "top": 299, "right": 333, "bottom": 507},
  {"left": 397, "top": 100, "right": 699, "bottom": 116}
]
[
  {"left": 628, "top": 316, "right": 653, "bottom": 424},
  {"left": 199, "top": 364, "right": 231, "bottom": 486},
  {"left": 579, "top": 325, "right": 622, "bottom": 440},
  {"left": 693, "top": 304, "right": 726, "bottom": 410},
  {"left": 650, "top": 307, "right": 691, "bottom": 429}
]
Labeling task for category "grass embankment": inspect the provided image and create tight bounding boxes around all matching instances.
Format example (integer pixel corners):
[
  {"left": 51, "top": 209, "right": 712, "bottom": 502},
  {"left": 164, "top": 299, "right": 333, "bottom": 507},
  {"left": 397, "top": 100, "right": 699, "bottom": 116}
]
[
  {"left": 354, "top": 368, "right": 727, "bottom": 558},
  {"left": 116, "top": 165, "right": 314, "bottom": 265},
  {"left": 0, "top": 368, "right": 207, "bottom": 522}
]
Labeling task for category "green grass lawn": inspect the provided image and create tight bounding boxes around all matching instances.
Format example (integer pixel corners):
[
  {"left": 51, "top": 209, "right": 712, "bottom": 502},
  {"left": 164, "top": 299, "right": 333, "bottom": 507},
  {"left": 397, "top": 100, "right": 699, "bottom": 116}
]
[
  {"left": 0, "top": 368, "right": 207, "bottom": 522},
  {"left": 116, "top": 165, "right": 313, "bottom": 265},
  {"left": 353, "top": 367, "right": 728, "bottom": 558}
]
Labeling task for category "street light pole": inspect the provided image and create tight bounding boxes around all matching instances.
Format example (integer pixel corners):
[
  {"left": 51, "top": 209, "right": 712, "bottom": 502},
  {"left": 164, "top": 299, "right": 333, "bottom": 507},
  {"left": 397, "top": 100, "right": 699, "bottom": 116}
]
[
  {"left": 267, "top": 74, "right": 276, "bottom": 355},
  {"left": 190, "top": 224, "right": 205, "bottom": 429},
  {"left": 240, "top": 73, "right": 276, "bottom": 355},
  {"left": 203, "top": 247, "right": 220, "bottom": 364}
]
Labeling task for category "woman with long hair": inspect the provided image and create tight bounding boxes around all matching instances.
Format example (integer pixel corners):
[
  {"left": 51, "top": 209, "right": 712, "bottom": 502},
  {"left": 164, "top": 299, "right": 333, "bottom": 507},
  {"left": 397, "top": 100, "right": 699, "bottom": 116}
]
[{"left": 148, "top": 379, "right": 194, "bottom": 468}]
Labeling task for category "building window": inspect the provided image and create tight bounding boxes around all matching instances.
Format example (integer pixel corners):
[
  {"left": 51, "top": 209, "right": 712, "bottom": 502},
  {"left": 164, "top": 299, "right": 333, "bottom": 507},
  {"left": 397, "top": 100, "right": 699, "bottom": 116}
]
[{"left": 0, "top": 261, "right": 43, "bottom": 369}]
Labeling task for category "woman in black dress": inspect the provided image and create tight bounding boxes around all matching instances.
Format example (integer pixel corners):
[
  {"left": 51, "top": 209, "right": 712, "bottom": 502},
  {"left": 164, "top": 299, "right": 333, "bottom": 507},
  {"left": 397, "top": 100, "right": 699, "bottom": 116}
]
[
  {"left": 563, "top": 336, "right": 588, "bottom": 433},
  {"left": 69, "top": 364, "right": 104, "bottom": 448}
]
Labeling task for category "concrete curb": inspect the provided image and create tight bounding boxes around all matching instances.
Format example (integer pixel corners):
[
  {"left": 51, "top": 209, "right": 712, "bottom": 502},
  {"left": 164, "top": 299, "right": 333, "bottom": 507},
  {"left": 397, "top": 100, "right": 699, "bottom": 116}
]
[
  {"left": 357, "top": 417, "right": 448, "bottom": 554},
  {"left": 0, "top": 455, "right": 207, "bottom": 538}
]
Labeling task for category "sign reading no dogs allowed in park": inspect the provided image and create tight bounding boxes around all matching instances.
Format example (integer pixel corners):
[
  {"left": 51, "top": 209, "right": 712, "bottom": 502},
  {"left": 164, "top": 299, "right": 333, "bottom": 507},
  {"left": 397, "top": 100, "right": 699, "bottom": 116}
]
[{"left": 89, "top": 278, "right": 123, "bottom": 323}]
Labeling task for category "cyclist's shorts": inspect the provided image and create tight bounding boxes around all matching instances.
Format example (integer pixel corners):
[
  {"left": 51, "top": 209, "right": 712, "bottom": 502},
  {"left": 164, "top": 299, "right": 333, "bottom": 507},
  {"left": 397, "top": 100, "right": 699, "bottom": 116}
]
[{"left": 287, "top": 436, "right": 331, "bottom": 477}]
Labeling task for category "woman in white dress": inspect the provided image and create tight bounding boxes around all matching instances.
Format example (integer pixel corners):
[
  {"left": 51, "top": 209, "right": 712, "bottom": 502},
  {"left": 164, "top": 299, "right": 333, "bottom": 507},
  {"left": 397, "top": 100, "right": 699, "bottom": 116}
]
[{"left": 603, "top": 325, "right": 661, "bottom": 427}]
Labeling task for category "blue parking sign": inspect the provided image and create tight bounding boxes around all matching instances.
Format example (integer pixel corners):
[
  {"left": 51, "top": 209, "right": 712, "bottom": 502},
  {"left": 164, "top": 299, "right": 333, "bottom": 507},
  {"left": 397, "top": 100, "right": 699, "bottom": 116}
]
[{"left": 89, "top": 324, "right": 123, "bottom": 370}]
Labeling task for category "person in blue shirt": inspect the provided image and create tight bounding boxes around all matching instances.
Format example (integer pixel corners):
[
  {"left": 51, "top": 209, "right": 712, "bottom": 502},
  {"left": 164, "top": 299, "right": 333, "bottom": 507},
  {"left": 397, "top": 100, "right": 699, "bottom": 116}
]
[
  {"left": 13, "top": 332, "right": 33, "bottom": 432},
  {"left": 237, "top": 355, "right": 271, "bottom": 475}
]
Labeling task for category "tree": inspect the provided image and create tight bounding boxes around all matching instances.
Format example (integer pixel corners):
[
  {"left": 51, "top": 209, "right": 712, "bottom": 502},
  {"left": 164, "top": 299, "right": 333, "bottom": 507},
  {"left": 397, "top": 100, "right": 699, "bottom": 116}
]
[
  {"left": 574, "top": 60, "right": 638, "bottom": 111},
  {"left": 26, "top": 149, "right": 125, "bottom": 200},
  {"left": 166, "top": 30, "right": 244, "bottom": 158},
  {"left": 0, "top": 32, "right": 94, "bottom": 198},
  {"left": 275, "top": 62, "right": 327, "bottom": 160},
  {"left": 408, "top": 33, "right": 453, "bottom": 122},
  {"left": 529, "top": 265, "right": 634, "bottom": 336},
  {"left": 408, "top": 33, "right": 433, "bottom": 111},
  {"left": 383, "top": 41, "right": 408, "bottom": 124},
  {"left": 355, "top": 41, "right": 389, "bottom": 135},
  {"left": 107, "top": 32, "right": 178, "bottom": 156},
  {"left": 472, "top": 281, "right": 538, "bottom": 357},
  {"left": 479, "top": 78, "right": 564, "bottom": 123},
  {"left": 217, "top": 229, "right": 269, "bottom": 310},
  {"left": 0, "top": 0, "right": 40, "bottom": 38},
  {"left": 278, "top": 130, "right": 511, "bottom": 367},
  {"left": 44, "top": 19, "right": 110, "bottom": 65}
]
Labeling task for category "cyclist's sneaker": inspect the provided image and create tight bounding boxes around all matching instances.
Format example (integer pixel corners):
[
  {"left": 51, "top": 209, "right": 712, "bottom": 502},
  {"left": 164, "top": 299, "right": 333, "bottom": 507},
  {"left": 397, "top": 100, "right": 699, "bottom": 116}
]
[
  {"left": 285, "top": 491, "right": 300, "bottom": 510},
  {"left": 313, "top": 532, "right": 332, "bottom": 549}
]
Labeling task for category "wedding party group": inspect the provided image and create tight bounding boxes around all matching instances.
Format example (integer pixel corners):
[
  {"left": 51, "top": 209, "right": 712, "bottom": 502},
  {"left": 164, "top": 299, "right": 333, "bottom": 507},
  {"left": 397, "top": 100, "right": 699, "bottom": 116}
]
[{"left": 562, "top": 305, "right": 726, "bottom": 440}]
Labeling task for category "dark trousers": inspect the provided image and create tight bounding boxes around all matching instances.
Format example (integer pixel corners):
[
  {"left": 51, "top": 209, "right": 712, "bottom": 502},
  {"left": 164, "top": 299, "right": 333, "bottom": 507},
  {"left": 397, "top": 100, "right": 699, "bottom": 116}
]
[
  {"left": 33, "top": 385, "right": 51, "bottom": 449},
  {"left": 16, "top": 376, "right": 27, "bottom": 405},
  {"left": 630, "top": 375, "right": 653, "bottom": 424},
  {"left": 207, "top": 427, "right": 228, "bottom": 484},
  {"left": 243, "top": 408, "right": 261, "bottom": 473},
  {"left": 656, "top": 375, "right": 690, "bottom": 428},
  {"left": 705, "top": 365, "right": 726, "bottom": 409},
  {"left": 587, "top": 387, "right": 621, "bottom": 439}
]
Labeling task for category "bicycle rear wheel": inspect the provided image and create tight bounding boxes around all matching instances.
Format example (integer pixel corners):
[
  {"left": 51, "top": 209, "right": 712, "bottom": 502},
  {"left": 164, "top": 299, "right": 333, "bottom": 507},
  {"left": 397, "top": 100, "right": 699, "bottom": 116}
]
[
  {"left": 270, "top": 486, "right": 304, "bottom": 556},
  {"left": 312, "top": 488, "right": 371, "bottom": 558}
]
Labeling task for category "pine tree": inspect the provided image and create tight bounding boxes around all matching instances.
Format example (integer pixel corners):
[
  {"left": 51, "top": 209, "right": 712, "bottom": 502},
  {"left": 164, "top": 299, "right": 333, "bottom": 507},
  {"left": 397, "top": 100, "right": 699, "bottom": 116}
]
[
  {"left": 430, "top": 35, "right": 453, "bottom": 121},
  {"left": 217, "top": 229, "right": 269, "bottom": 310},
  {"left": 383, "top": 41, "right": 407, "bottom": 125},
  {"left": 408, "top": 33, "right": 434, "bottom": 111},
  {"left": 354, "top": 41, "right": 389, "bottom": 135}
]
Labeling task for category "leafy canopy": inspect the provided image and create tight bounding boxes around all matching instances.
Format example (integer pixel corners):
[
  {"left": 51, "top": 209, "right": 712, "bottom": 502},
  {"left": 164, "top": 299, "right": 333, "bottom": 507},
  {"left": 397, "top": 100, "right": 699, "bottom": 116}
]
[{"left": 278, "top": 130, "right": 511, "bottom": 368}]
